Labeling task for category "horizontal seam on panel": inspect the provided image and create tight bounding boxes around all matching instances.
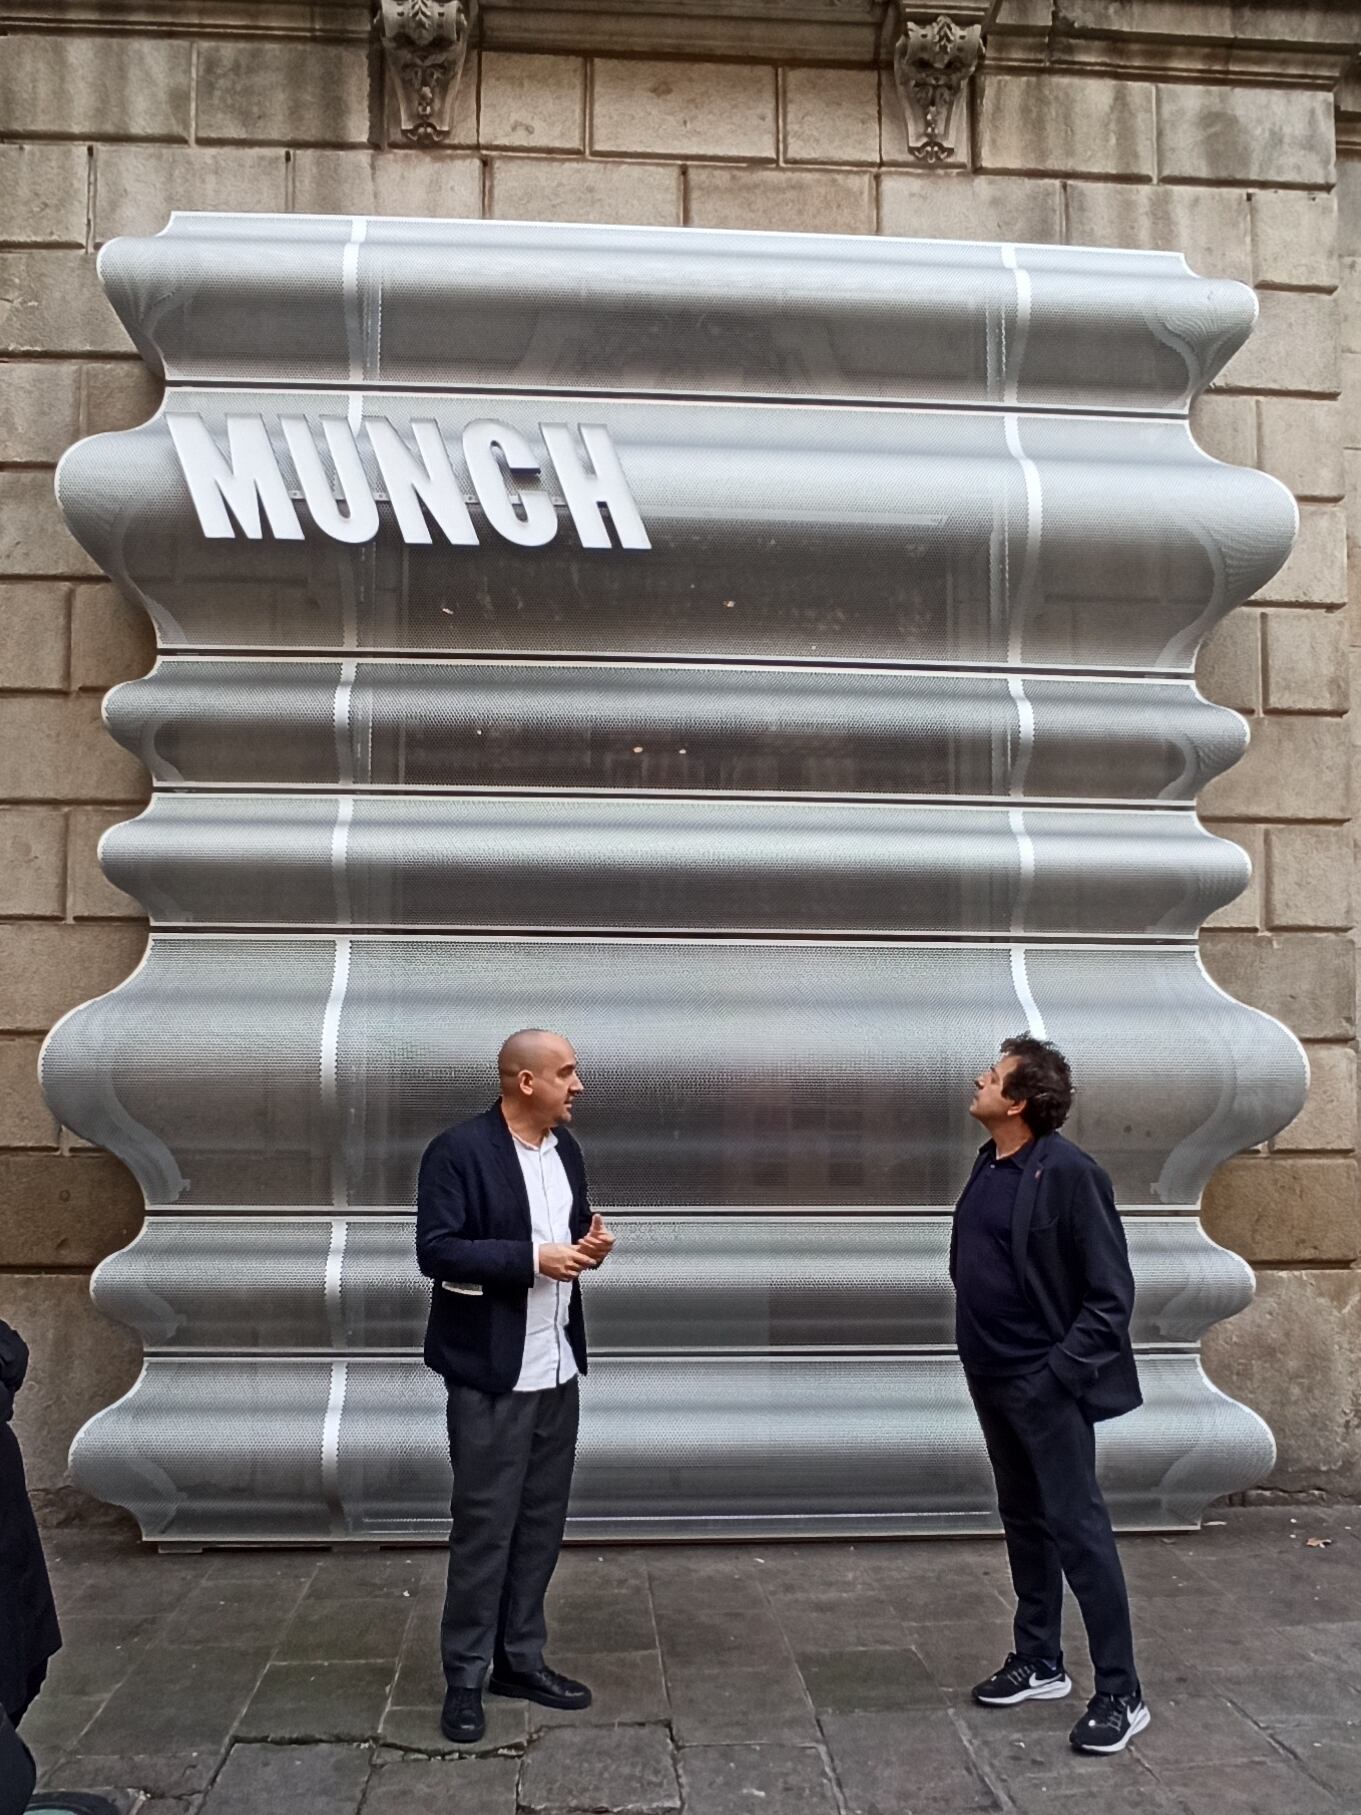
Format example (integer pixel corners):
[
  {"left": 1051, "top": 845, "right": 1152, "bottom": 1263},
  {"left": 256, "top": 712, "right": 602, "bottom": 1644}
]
[
  {"left": 149, "top": 647, "right": 1200, "bottom": 681},
  {"left": 139, "top": 791, "right": 1206, "bottom": 817},
  {"left": 165, "top": 379, "right": 1191, "bottom": 423},
  {"left": 147, "top": 786, "right": 1201, "bottom": 812},
  {"left": 128, "top": 928, "right": 1206, "bottom": 948},
  {"left": 139, "top": 925, "right": 1206, "bottom": 946}
]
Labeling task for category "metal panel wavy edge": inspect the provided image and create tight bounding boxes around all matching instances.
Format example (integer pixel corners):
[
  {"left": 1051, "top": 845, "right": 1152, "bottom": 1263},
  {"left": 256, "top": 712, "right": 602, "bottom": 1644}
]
[
  {"left": 57, "top": 400, "right": 1296, "bottom": 668},
  {"left": 104, "top": 661, "right": 1249, "bottom": 803},
  {"left": 102, "top": 795, "right": 1248, "bottom": 938},
  {"left": 40, "top": 935, "right": 1307, "bottom": 1211},
  {"left": 97, "top": 214, "right": 1255, "bottom": 410},
  {"left": 92, "top": 1214, "right": 1254, "bottom": 1354},
  {"left": 67, "top": 1354, "right": 1274, "bottom": 1542},
  {"left": 49, "top": 216, "right": 1304, "bottom": 1543}
]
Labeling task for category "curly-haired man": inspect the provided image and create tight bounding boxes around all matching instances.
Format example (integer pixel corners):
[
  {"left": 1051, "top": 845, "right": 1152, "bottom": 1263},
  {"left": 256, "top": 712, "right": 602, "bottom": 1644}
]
[{"left": 952, "top": 1036, "right": 1149, "bottom": 1756}]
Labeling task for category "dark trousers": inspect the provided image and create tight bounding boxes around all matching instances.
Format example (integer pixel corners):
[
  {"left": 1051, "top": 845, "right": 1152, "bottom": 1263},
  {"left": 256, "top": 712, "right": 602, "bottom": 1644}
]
[
  {"left": 967, "top": 1365, "right": 1138, "bottom": 1697},
  {"left": 440, "top": 1376, "right": 579, "bottom": 1690}
]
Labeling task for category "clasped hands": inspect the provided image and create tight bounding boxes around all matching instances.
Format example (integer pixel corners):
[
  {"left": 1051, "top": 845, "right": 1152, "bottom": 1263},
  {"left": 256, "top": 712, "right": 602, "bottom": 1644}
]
[{"left": 539, "top": 1214, "right": 616, "bottom": 1281}]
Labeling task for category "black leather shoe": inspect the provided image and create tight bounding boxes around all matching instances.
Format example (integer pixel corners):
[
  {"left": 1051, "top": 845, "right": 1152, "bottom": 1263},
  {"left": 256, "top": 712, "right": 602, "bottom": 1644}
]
[
  {"left": 488, "top": 1662, "right": 592, "bottom": 1710},
  {"left": 440, "top": 1685, "right": 486, "bottom": 1742}
]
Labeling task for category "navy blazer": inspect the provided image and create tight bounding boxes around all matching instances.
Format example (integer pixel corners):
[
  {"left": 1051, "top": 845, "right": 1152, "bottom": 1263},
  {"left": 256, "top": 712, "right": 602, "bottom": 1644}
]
[
  {"left": 416, "top": 1103, "right": 592, "bottom": 1394},
  {"left": 949, "top": 1130, "right": 1142, "bottom": 1423}
]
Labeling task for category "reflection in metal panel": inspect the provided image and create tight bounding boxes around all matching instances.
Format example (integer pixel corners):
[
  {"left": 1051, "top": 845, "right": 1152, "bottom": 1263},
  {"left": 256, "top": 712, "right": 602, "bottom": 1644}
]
[{"left": 46, "top": 213, "right": 1302, "bottom": 1541}]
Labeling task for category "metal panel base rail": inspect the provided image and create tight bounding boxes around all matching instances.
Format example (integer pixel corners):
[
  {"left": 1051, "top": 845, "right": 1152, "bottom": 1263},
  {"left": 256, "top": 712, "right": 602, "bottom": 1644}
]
[{"left": 44, "top": 215, "right": 1304, "bottom": 1544}]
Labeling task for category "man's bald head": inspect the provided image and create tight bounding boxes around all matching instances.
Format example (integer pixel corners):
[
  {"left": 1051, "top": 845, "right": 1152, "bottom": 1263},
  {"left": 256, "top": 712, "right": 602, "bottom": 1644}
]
[
  {"left": 498, "top": 1028, "right": 571, "bottom": 1086},
  {"left": 497, "top": 1029, "right": 583, "bottom": 1137}
]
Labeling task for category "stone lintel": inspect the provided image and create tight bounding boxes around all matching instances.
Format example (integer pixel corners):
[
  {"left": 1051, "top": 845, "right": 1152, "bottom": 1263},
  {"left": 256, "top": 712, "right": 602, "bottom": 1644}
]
[{"left": 0, "top": 1, "right": 1357, "bottom": 85}]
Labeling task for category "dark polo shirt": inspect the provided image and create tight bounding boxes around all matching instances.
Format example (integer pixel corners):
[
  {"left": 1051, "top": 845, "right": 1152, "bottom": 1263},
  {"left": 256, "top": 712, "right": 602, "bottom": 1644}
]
[{"left": 953, "top": 1142, "right": 1053, "bottom": 1377}]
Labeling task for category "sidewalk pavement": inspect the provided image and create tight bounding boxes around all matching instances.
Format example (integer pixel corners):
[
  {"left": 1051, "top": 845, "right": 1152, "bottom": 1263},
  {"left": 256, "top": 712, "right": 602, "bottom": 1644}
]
[{"left": 24, "top": 1504, "right": 1361, "bottom": 1815}]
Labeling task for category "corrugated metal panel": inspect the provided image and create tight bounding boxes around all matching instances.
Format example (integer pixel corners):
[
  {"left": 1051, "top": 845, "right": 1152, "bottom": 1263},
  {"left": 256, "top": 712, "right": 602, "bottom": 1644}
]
[{"left": 45, "top": 213, "right": 1302, "bottom": 1542}]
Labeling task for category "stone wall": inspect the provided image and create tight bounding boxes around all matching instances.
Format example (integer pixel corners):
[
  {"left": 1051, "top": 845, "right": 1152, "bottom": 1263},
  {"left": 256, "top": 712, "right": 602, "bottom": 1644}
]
[{"left": 1, "top": 0, "right": 1359, "bottom": 1516}]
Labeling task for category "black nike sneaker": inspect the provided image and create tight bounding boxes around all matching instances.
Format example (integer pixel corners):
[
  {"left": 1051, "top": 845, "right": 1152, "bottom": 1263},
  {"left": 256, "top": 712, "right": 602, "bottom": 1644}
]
[
  {"left": 971, "top": 1652, "right": 1073, "bottom": 1706},
  {"left": 1070, "top": 1690, "right": 1151, "bottom": 1753}
]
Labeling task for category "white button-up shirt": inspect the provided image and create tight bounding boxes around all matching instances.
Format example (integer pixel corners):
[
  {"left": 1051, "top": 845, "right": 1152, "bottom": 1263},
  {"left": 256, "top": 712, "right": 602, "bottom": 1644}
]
[{"left": 511, "top": 1128, "right": 579, "bottom": 1393}]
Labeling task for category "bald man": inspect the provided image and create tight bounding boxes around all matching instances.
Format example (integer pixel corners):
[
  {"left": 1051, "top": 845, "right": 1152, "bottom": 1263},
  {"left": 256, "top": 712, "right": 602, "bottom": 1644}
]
[{"left": 416, "top": 1030, "right": 615, "bottom": 1744}]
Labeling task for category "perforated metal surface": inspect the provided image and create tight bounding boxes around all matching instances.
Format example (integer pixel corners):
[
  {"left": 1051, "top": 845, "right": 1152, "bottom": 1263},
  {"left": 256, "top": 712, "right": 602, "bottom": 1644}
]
[
  {"left": 98, "top": 1214, "right": 1252, "bottom": 1354},
  {"left": 107, "top": 661, "right": 1246, "bottom": 801},
  {"left": 46, "top": 213, "right": 1304, "bottom": 1542},
  {"left": 43, "top": 936, "right": 1301, "bottom": 1212},
  {"left": 63, "top": 394, "right": 1292, "bottom": 667},
  {"left": 70, "top": 1354, "right": 1273, "bottom": 1542},
  {"left": 105, "top": 796, "right": 1246, "bottom": 937},
  {"left": 99, "top": 217, "right": 1254, "bottom": 410}
]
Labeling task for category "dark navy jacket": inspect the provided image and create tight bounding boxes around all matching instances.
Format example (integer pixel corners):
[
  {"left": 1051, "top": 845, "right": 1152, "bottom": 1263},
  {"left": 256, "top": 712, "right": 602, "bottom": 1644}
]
[
  {"left": 949, "top": 1130, "right": 1142, "bottom": 1423},
  {"left": 416, "top": 1103, "right": 592, "bottom": 1394}
]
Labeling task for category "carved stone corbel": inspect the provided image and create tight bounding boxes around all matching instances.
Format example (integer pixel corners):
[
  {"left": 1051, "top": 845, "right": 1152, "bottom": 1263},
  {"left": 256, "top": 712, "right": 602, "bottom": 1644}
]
[
  {"left": 892, "top": 7, "right": 996, "bottom": 165},
  {"left": 378, "top": 0, "right": 477, "bottom": 145}
]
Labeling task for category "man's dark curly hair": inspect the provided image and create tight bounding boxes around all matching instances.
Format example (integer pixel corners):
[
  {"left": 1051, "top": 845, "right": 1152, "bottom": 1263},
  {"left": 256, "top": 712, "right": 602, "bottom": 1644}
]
[{"left": 999, "top": 1035, "right": 1074, "bottom": 1137}]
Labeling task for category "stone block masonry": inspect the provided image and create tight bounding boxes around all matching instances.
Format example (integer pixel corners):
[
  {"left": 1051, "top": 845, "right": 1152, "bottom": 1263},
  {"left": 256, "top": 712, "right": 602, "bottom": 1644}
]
[{"left": 0, "top": 0, "right": 1357, "bottom": 1513}]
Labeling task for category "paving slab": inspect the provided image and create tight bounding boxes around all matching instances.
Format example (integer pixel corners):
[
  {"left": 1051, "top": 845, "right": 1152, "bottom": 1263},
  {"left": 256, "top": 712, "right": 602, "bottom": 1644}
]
[
  {"left": 541, "top": 1584, "right": 660, "bottom": 1655},
  {"left": 1137, "top": 1625, "right": 1295, "bottom": 1689},
  {"left": 36, "top": 1748, "right": 224, "bottom": 1798},
  {"left": 362, "top": 1754, "right": 521, "bottom": 1814},
  {"left": 905, "top": 1618, "right": 1014, "bottom": 1694},
  {"left": 1156, "top": 1756, "right": 1344, "bottom": 1814},
  {"left": 744, "top": 1545, "right": 872, "bottom": 1594},
  {"left": 304, "top": 1549, "right": 437, "bottom": 1600},
  {"left": 528, "top": 1647, "right": 670, "bottom": 1727},
  {"left": 954, "top": 1700, "right": 1151, "bottom": 1800},
  {"left": 196, "top": 1741, "right": 372, "bottom": 1815},
  {"left": 389, "top": 1649, "right": 446, "bottom": 1709},
  {"left": 273, "top": 1592, "right": 412, "bottom": 1663},
  {"left": 1008, "top": 1781, "right": 1192, "bottom": 1815},
  {"left": 1280, "top": 1619, "right": 1361, "bottom": 1671},
  {"left": 677, "top": 1742, "right": 839, "bottom": 1815},
  {"left": 1264, "top": 1715, "right": 1361, "bottom": 1800},
  {"left": 771, "top": 1588, "right": 914, "bottom": 1650},
  {"left": 795, "top": 1645, "right": 944, "bottom": 1713},
  {"left": 41, "top": 1614, "right": 161, "bottom": 1696},
  {"left": 198, "top": 1549, "right": 324, "bottom": 1584},
  {"left": 882, "top": 1577, "right": 1017, "bottom": 1628},
  {"left": 235, "top": 1660, "right": 391, "bottom": 1742},
  {"left": 1217, "top": 1665, "right": 1361, "bottom": 1724},
  {"left": 553, "top": 1551, "right": 653, "bottom": 1598},
  {"left": 53, "top": 1557, "right": 204, "bottom": 1621},
  {"left": 379, "top": 1695, "right": 528, "bottom": 1754},
  {"left": 1130, "top": 1692, "right": 1280, "bottom": 1768},
  {"left": 19, "top": 1690, "right": 106, "bottom": 1761},
  {"left": 819, "top": 1709, "right": 1002, "bottom": 1815},
  {"left": 519, "top": 1723, "right": 681, "bottom": 1813},
  {"left": 153, "top": 1580, "right": 308, "bottom": 1653},
  {"left": 666, "top": 1659, "right": 820, "bottom": 1746},
  {"left": 75, "top": 1647, "right": 268, "bottom": 1757}
]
